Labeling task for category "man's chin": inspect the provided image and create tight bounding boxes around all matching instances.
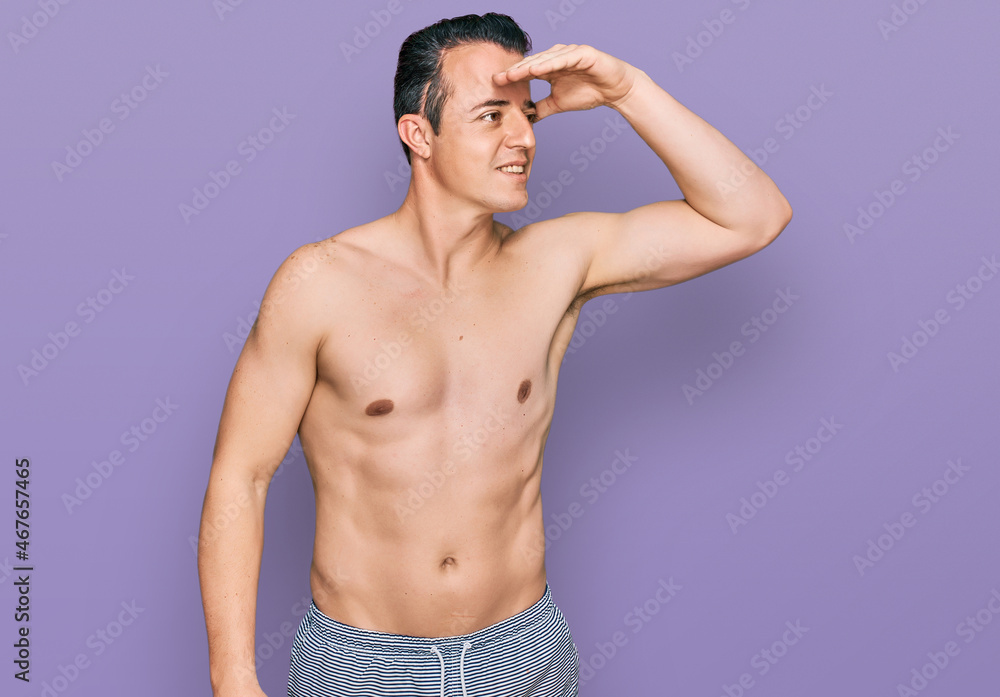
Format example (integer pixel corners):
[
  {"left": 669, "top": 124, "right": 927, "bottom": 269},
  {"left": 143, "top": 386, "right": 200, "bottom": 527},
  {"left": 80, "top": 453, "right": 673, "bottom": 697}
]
[{"left": 491, "top": 192, "right": 530, "bottom": 213}]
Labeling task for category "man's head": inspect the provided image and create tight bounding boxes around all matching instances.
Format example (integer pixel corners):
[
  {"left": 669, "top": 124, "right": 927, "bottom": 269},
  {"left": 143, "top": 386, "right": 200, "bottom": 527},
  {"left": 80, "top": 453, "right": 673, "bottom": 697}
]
[{"left": 394, "top": 13, "right": 537, "bottom": 212}]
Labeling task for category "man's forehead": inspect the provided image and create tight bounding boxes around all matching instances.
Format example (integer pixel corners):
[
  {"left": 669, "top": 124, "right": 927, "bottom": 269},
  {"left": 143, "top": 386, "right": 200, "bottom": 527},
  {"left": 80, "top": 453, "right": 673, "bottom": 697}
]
[{"left": 442, "top": 43, "right": 533, "bottom": 110}]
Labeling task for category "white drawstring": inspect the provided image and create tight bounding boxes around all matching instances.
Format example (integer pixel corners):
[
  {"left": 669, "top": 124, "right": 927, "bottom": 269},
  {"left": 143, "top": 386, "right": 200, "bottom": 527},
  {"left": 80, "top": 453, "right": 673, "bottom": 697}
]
[
  {"left": 429, "top": 646, "right": 445, "bottom": 697},
  {"left": 428, "top": 641, "right": 474, "bottom": 696},
  {"left": 459, "top": 640, "right": 472, "bottom": 697}
]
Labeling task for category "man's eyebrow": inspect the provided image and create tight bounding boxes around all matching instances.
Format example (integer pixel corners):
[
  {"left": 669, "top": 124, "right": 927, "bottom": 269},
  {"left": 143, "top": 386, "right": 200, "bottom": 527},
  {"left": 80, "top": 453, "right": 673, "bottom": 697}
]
[{"left": 468, "top": 98, "right": 537, "bottom": 113}]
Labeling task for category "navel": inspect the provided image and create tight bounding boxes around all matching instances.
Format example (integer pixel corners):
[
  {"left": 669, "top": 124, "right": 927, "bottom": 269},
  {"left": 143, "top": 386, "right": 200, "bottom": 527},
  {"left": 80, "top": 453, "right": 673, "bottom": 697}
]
[
  {"left": 517, "top": 379, "right": 532, "bottom": 404},
  {"left": 441, "top": 556, "right": 457, "bottom": 568},
  {"left": 364, "top": 398, "right": 394, "bottom": 416}
]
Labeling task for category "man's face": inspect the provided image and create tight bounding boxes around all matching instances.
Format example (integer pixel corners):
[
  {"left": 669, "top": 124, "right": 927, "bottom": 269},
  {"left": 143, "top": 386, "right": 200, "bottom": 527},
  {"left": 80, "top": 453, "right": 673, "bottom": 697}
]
[{"left": 423, "top": 42, "right": 537, "bottom": 213}]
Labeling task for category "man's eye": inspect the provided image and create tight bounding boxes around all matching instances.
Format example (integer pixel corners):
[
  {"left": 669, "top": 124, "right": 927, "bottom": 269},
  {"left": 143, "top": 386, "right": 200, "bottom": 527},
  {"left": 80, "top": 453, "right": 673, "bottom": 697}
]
[{"left": 482, "top": 112, "right": 538, "bottom": 123}]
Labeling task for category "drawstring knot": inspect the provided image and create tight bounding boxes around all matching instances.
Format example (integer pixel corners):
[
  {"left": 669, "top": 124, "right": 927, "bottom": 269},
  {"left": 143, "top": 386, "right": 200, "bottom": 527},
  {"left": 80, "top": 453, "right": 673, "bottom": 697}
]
[{"left": 428, "top": 641, "right": 474, "bottom": 696}]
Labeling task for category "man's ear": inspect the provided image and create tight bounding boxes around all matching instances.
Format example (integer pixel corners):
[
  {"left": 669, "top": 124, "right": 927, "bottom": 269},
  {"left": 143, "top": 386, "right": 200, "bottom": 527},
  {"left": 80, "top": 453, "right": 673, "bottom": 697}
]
[{"left": 398, "top": 114, "right": 432, "bottom": 161}]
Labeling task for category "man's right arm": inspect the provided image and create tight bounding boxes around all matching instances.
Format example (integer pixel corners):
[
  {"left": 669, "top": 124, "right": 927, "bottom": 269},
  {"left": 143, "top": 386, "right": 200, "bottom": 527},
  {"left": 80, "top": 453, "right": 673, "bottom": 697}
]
[{"left": 197, "top": 243, "right": 328, "bottom": 696}]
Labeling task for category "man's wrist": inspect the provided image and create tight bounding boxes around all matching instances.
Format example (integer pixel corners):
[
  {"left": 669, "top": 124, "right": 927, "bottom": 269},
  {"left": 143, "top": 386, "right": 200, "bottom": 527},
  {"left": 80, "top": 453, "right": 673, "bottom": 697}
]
[
  {"left": 211, "top": 666, "right": 260, "bottom": 694},
  {"left": 608, "top": 67, "right": 651, "bottom": 112}
]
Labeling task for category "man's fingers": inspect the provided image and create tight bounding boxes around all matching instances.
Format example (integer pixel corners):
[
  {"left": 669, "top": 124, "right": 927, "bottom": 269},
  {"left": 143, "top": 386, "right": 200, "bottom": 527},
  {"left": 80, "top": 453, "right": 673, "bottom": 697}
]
[
  {"left": 495, "top": 44, "right": 578, "bottom": 85},
  {"left": 532, "top": 96, "right": 558, "bottom": 122}
]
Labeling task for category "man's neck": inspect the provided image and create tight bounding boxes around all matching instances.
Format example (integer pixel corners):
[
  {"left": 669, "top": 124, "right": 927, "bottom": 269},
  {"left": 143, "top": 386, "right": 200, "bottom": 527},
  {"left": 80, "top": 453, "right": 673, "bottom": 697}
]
[{"left": 389, "top": 183, "right": 504, "bottom": 289}]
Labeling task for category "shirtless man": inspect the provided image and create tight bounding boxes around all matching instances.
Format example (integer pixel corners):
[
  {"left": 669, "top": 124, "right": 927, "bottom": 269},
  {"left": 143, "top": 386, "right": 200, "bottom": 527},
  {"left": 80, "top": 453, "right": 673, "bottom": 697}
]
[{"left": 197, "top": 12, "right": 791, "bottom": 697}]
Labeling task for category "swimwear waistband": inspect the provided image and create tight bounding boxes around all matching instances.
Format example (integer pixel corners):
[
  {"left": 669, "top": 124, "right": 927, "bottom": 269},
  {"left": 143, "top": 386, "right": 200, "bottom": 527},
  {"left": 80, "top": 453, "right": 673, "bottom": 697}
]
[{"left": 302, "top": 583, "right": 554, "bottom": 655}]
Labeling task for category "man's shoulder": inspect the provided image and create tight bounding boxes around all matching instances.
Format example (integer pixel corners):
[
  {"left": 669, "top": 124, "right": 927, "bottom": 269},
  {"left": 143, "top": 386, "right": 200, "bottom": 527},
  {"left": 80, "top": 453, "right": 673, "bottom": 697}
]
[
  {"left": 262, "top": 228, "right": 368, "bottom": 310},
  {"left": 273, "top": 238, "right": 337, "bottom": 287},
  {"left": 254, "top": 231, "right": 366, "bottom": 343},
  {"left": 502, "top": 211, "right": 591, "bottom": 256},
  {"left": 274, "top": 222, "right": 377, "bottom": 285}
]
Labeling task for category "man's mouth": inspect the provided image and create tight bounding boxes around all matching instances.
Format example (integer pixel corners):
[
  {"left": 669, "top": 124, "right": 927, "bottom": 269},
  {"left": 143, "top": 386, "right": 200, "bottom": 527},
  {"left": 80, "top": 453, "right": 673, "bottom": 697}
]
[{"left": 497, "top": 165, "right": 526, "bottom": 174}]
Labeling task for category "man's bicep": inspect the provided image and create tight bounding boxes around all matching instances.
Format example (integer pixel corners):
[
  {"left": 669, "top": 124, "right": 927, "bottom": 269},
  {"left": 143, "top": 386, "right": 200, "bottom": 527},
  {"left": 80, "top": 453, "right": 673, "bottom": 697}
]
[
  {"left": 567, "top": 200, "right": 778, "bottom": 300},
  {"left": 210, "top": 245, "right": 327, "bottom": 485}
]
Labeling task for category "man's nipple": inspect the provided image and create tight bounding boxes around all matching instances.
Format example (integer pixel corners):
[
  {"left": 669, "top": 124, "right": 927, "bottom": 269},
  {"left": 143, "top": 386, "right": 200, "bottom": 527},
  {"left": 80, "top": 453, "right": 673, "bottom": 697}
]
[
  {"left": 364, "top": 398, "right": 394, "bottom": 416},
  {"left": 517, "top": 379, "right": 531, "bottom": 404}
]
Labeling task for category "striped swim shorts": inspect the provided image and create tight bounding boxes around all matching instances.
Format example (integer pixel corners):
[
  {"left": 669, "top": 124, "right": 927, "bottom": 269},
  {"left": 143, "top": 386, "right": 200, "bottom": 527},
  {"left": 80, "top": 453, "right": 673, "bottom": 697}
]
[{"left": 287, "top": 583, "right": 579, "bottom": 696}]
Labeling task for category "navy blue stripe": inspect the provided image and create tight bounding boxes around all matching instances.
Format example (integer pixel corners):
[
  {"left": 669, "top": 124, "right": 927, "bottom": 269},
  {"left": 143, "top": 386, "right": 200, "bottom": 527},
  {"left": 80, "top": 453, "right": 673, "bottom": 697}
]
[{"left": 287, "top": 583, "right": 579, "bottom": 696}]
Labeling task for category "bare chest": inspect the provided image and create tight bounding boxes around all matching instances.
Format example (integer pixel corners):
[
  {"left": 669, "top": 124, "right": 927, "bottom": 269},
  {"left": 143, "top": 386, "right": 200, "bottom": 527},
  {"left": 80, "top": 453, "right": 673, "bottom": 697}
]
[{"left": 316, "top": 249, "right": 576, "bottom": 424}]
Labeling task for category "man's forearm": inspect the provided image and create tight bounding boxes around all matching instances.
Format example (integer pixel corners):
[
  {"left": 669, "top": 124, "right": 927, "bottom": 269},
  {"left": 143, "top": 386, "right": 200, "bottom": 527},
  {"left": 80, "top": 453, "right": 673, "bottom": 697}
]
[
  {"left": 611, "top": 68, "right": 791, "bottom": 235},
  {"left": 198, "top": 474, "right": 266, "bottom": 693}
]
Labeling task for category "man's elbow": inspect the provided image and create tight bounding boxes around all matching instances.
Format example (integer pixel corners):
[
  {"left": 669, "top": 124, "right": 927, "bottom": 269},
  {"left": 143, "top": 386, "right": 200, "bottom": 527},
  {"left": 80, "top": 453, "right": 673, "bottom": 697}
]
[{"left": 753, "top": 199, "right": 793, "bottom": 249}]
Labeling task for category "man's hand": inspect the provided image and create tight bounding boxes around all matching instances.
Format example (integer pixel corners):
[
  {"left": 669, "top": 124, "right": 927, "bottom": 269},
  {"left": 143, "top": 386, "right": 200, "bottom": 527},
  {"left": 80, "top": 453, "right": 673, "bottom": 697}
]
[{"left": 492, "top": 43, "right": 641, "bottom": 121}]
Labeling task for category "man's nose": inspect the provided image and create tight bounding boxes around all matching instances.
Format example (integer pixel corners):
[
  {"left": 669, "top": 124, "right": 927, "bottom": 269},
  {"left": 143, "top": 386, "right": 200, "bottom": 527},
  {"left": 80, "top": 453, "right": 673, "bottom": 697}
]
[{"left": 506, "top": 111, "right": 535, "bottom": 150}]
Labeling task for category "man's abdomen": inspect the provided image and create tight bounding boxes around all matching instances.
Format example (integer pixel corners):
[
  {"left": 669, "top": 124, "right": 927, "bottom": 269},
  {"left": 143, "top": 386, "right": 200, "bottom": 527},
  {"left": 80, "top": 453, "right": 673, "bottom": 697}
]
[{"left": 302, "top": 428, "right": 549, "bottom": 638}]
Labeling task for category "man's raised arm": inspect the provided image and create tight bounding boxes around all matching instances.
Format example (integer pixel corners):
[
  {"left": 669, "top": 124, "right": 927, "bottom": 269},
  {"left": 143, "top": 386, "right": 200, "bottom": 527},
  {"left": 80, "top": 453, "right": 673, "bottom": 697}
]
[
  {"left": 197, "top": 243, "right": 328, "bottom": 696},
  {"left": 495, "top": 44, "right": 793, "bottom": 298}
]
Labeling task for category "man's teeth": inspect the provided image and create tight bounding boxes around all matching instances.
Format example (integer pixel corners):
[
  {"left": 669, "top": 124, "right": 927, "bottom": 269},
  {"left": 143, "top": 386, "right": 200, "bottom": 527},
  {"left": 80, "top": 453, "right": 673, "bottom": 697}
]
[{"left": 499, "top": 165, "right": 524, "bottom": 173}]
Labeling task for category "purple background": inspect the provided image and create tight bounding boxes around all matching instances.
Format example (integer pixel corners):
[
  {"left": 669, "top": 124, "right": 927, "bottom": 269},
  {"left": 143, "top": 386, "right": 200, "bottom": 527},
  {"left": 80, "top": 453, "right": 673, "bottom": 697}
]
[{"left": 3, "top": 0, "right": 998, "bottom": 695}]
